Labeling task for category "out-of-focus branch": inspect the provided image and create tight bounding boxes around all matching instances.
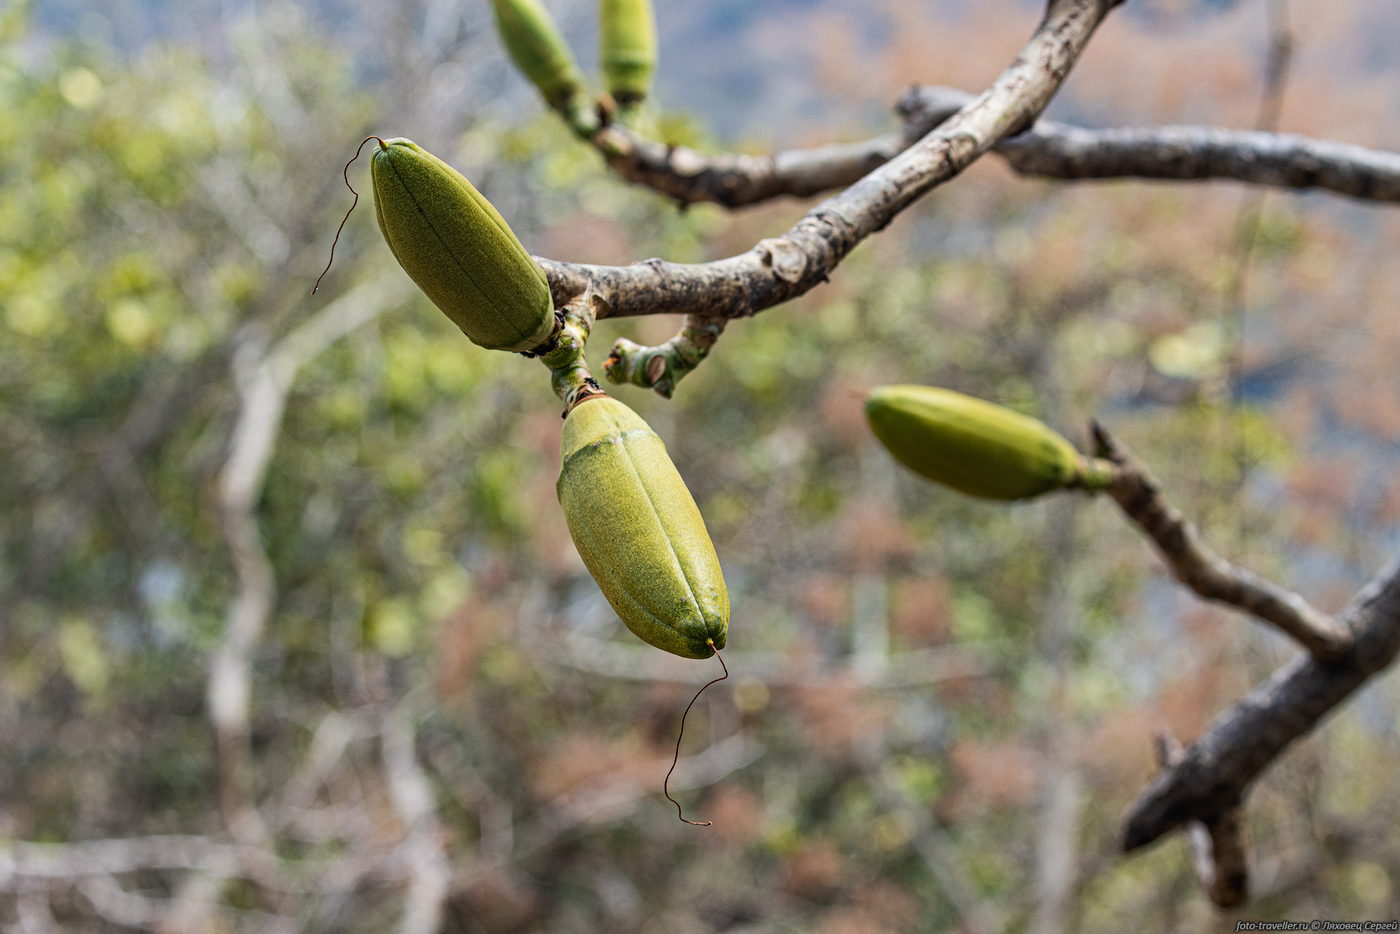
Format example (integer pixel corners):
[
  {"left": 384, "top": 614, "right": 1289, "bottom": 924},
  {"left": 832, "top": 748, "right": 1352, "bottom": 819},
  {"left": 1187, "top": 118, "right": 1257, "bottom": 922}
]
[
  {"left": 499, "top": 733, "right": 762, "bottom": 867},
  {"left": 861, "top": 743, "right": 1003, "bottom": 934},
  {"left": 1122, "top": 557, "right": 1400, "bottom": 851},
  {"left": 272, "top": 711, "right": 364, "bottom": 833},
  {"left": 539, "top": 631, "right": 998, "bottom": 688},
  {"left": 1154, "top": 729, "right": 1248, "bottom": 907},
  {"left": 212, "top": 277, "right": 403, "bottom": 842},
  {"left": 538, "top": 0, "right": 1122, "bottom": 323},
  {"left": 1, "top": 831, "right": 390, "bottom": 928},
  {"left": 78, "top": 876, "right": 296, "bottom": 934},
  {"left": 0, "top": 837, "right": 247, "bottom": 883},
  {"left": 1091, "top": 422, "right": 1347, "bottom": 659},
  {"left": 13, "top": 891, "right": 60, "bottom": 934},
  {"left": 381, "top": 704, "right": 451, "bottom": 934}
]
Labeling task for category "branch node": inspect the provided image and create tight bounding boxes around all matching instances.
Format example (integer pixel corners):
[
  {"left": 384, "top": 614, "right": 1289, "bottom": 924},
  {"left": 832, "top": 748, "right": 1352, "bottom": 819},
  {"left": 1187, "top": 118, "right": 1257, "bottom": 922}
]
[
  {"left": 1152, "top": 728, "right": 1250, "bottom": 907},
  {"left": 604, "top": 316, "right": 728, "bottom": 398}
]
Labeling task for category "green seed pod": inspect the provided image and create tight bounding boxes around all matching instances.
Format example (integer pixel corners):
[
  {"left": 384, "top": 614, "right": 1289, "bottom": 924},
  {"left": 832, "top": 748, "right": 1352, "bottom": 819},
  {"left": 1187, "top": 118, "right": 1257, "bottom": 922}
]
[
  {"left": 557, "top": 395, "right": 728, "bottom": 659},
  {"left": 490, "top": 0, "right": 593, "bottom": 126},
  {"left": 865, "top": 385, "right": 1114, "bottom": 500},
  {"left": 599, "top": 0, "right": 656, "bottom": 107},
  {"left": 371, "top": 137, "right": 554, "bottom": 353}
]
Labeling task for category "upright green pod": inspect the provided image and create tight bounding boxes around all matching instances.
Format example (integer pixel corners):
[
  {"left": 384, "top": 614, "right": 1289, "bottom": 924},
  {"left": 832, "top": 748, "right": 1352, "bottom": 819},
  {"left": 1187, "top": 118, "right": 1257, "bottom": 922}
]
[
  {"left": 599, "top": 0, "right": 656, "bottom": 107},
  {"left": 371, "top": 137, "right": 554, "bottom": 353},
  {"left": 490, "top": 0, "right": 593, "bottom": 128},
  {"left": 865, "top": 385, "right": 1114, "bottom": 500},
  {"left": 557, "top": 395, "right": 728, "bottom": 659}
]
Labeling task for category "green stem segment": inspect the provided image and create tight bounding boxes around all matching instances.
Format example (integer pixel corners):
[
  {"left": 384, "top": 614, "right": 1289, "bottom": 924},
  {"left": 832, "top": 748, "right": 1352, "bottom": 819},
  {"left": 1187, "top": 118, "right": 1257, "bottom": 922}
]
[
  {"left": 490, "top": 0, "right": 598, "bottom": 137},
  {"left": 1071, "top": 455, "right": 1119, "bottom": 492},
  {"left": 604, "top": 316, "right": 726, "bottom": 398},
  {"left": 600, "top": 0, "right": 657, "bottom": 111},
  {"left": 537, "top": 296, "right": 602, "bottom": 412}
]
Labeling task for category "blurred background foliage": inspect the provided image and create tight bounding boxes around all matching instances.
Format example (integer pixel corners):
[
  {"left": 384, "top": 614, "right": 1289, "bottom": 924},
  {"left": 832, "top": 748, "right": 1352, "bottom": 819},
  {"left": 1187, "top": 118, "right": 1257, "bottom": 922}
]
[{"left": 4, "top": 0, "right": 1400, "bottom": 930}]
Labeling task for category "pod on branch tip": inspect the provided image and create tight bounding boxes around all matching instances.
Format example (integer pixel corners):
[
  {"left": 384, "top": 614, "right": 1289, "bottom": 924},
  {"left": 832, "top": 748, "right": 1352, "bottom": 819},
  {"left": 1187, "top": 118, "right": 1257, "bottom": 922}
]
[
  {"left": 865, "top": 384, "right": 1115, "bottom": 500},
  {"left": 370, "top": 137, "right": 555, "bottom": 353},
  {"left": 490, "top": 0, "right": 596, "bottom": 131},
  {"left": 599, "top": 0, "right": 657, "bottom": 109},
  {"left": 557, "top": 394, "right": 729, "bottom": 658}
]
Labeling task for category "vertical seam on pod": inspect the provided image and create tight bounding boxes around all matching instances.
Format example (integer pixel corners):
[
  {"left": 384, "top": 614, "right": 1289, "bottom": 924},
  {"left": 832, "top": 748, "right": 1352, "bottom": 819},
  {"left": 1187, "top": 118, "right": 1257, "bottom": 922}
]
[
  {"left": 379, "top": 149, "right": 530, "bottom": 345},
  {"left": 617, "top": 430, "right": 708, "bottom": 632},
  {"left": 559, "top": 441, "right": 705, "bottom": 657}
]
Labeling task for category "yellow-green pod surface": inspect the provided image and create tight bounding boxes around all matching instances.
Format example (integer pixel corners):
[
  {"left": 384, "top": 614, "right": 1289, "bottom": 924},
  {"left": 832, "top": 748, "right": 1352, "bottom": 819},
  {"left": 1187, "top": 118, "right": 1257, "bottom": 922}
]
[
  {"left": 557, "top": 396, "right": 728, "bottom": 658},
  {"left": 865, "top": 385, "right": 1111, "bottom": 500},
  {"left": 599, "top": 0, "right": 656, "bottom": 106},
  {"left": 371, "top": 138, "right": 554, "bottom": 353},
  {"left": 490, "top": 0, "right": 590, "bottom": 114}
]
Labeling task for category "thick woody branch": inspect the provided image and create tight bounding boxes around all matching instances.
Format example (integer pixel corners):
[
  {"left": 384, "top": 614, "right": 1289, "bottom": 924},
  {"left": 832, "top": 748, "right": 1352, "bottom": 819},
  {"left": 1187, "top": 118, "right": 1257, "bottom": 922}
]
[
  {"left": 1154, "top": 730, "right": 1248, "bottom": 908},
  {"left": 1091, "top": 422, "right": 1347, "bottom": 659},
  {"left": 589, "top": 125, "right": 908, "bottom": 208},
  {"left": 1122, "top": 557, "right": 1400, "bottom": 851},
  {"left": 588, "top": 82, "right": 1400, "bottom": 210},
  {"left": 539, "top": 0, "right": 1122, "bottom": 319},
  {"left": 903, "top": 86, "right": 1400, "bottom": 202}
]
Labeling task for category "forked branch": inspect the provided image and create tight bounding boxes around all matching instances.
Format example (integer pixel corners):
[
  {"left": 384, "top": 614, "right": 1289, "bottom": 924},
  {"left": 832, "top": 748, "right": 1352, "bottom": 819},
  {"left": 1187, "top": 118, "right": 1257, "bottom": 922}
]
[
  {"left": 586, "top": 83, "right": 1400, "bottom": 210},
  {"left": 1154, "top": 729, "right": 1248, "bottom": 908},
  {"left": 1122, "top": 558, "right": 1400, "bottom": 851},
  {"left": 538, "top": 0, "right": 1123, "bottom": 397}
]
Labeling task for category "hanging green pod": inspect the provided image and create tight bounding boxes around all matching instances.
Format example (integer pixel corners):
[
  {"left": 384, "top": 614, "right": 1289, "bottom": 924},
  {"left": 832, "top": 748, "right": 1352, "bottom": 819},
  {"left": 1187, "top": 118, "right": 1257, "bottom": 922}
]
[
  {"left": 490, "top": 0, "right": 595, "bottom": 130},
  {"left": 370, "top": 137, "right": 554, "bottom": 352},
  {"left": 599, "top": 0, "right": 656, "bottom": 108},
  {"left": 557, "top": 395, "right": 729, "bottom": 659},
  {"left": 865, "top": 385, "right": 1115, "bottom": 500}
]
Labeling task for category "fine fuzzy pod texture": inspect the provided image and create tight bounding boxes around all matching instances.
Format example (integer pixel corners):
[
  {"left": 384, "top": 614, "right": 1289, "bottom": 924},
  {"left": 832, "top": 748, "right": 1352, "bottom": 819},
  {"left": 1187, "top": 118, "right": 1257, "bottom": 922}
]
[
  {"left": 599, "top": 0, "right": 656, "bottom": 106},
  {"left": 557, "top": 395, "right": 729, "bottom": 658},
  {"left": 371, "top": 138, "right": 554, "bottom": 353},
  {"left": 490, "top": 0, "right": 592, "bottom": 119},
  {"left": 865, "top": 385, "right": 1114, "bottom": 500}
]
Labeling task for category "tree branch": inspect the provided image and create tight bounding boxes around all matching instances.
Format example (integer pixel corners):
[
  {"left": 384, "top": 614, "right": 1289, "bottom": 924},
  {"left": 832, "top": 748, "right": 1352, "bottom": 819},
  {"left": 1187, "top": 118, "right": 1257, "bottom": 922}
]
[
  {"left": 1091, "top": 422, "right": 1348, "bottom": 659},
  {"left": 586, "top": 82, "right": 1400, "bottom": 210},
  {"left": 538, "top": 631, "right": 997, "bottom": 689},
  {"left": 0, "top": 837, "right": 248, "bottom": 883},
  {"left": 1121, "top": 557, "right": 1400, "bottom": 852},
  {"left": 601, "top": 314, "right": 727, "bottom": 397},
  {"left": 381, "top": 704, "right": 451, "bottom": 934},
  {"left": 538, "top": 0, "right": 1122, "bottom": 322},
  {"left": 211, "top": 277, "right": 403, "bottom": 841},
  {"left": 588, "top": 124, "right": 909, "bottom": 209},
  {"left": 1154, "top": 729, "right": 1248, "bottom": 908},
  {"left": 905, "top": 84, "right": 1400, "bottom": 203}
]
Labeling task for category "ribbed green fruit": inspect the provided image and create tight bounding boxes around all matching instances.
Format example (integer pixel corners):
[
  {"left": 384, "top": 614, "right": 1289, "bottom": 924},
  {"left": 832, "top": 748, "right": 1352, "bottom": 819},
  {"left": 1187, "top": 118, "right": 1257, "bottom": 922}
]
[
  {"left": 371, "top": 137, "right": 554, "bottom": 353},
  {"left": 557, "top": 395, "right": 728, "bottom": 659},
  {"left": 490, "top": 0, "right": 591, "bottom": 118},
  {"left": 865, "top": 385, "right": 1113, "bottom": 500},
  {"left": 599, "top": 0, "right": 656, "bottom": 106}
]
